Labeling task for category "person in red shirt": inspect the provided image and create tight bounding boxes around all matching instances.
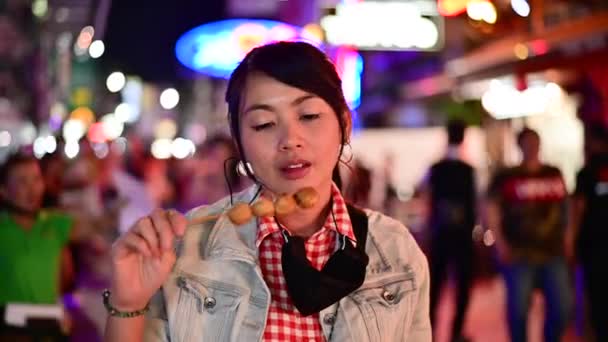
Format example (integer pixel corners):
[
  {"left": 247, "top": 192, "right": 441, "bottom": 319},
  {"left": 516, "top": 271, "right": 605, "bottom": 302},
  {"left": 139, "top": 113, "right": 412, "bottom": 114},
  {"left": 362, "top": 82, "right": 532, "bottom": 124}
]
[
  {"left": 487, "top": 128, "right": 572, "bottom": 342},
  {"left": 104, "top": 41, "right": 431, "bottom": 341}
]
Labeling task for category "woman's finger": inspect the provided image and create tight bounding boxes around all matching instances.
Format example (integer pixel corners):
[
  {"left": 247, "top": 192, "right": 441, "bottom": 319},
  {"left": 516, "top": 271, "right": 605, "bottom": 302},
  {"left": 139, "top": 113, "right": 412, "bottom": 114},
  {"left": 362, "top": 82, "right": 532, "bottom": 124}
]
[
  {"left": 168, "top": 209, "right": 188, "bottom": 238},
  {"left": 121, "top": 233, "right": 154, "bottom": 258},
  {"left": 151, "top": 210, "right": 176, "bottom": 252},
  {"left": 133, "top": 215, "right": 161, "bottom": 257}
]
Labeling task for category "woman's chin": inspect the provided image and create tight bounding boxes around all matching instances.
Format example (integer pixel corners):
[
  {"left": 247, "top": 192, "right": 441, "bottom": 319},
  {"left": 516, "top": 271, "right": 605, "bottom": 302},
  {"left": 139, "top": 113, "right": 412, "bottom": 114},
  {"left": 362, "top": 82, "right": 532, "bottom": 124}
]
[{"left": 265, "top": 180, "right": 313, "bottom": 195}]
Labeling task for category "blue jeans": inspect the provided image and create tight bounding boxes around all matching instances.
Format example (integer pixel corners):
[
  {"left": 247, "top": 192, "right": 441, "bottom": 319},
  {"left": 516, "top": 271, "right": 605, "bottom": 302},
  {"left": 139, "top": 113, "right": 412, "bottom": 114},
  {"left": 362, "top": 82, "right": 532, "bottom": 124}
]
[{"left": 502, "top": 257, "right": 572, "bottom": 342}]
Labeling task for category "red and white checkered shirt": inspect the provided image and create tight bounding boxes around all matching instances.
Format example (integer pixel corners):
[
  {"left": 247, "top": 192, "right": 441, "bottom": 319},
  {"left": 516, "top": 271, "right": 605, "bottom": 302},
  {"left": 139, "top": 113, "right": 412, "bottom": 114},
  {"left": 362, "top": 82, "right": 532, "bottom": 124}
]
[{"left": 257, "top": 183, "right": 356, "bottom": 342}]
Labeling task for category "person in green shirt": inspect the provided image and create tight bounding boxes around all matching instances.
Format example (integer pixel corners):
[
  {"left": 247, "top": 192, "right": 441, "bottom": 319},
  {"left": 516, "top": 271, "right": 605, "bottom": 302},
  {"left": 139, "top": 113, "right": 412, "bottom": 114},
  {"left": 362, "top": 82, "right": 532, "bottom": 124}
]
[
  {"left": 0, "top": 152, "right": 103, "bottom": 340},
  {"left": 0, "top": 152, "right": 76, "bottom": 306}
]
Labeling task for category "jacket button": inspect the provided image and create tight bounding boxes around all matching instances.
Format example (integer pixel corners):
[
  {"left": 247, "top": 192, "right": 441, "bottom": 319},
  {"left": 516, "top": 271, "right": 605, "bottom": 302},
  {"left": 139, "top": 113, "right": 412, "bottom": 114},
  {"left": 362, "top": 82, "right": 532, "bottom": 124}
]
[
  {"left": 203, "top": 297, "right": 216, "bottom": 309},
  {"left": 323, "top": 313, "right": 336, "bottom": 325},
  {"left": 176, "top": 277, "right": 186, "bottom": 287},
  {"left": 382, "top": 290, "right": 395, "bottom": 302}
]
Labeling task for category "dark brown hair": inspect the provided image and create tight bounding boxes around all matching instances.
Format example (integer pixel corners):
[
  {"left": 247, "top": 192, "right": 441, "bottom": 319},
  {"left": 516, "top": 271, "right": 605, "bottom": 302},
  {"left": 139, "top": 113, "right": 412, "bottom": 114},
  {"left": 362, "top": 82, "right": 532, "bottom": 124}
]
[{"left": 446, "top": 119, "right": 466, "bottom": 146}]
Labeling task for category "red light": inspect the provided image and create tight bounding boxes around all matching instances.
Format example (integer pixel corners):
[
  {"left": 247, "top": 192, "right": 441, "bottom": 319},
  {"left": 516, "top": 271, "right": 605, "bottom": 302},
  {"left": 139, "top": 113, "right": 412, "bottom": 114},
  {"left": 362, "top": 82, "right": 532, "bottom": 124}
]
[
  {"left": 515, "top": 73, "right": 527, "bottom": 91},
  {"left": 530, "top": 39, "right": 549, "bottom": 55},
  {"left": 87, "top": 123, "right": 106, "bottom": 143},
  {"left": 438, "top": 0, "right": 470, "bottom": 17}
]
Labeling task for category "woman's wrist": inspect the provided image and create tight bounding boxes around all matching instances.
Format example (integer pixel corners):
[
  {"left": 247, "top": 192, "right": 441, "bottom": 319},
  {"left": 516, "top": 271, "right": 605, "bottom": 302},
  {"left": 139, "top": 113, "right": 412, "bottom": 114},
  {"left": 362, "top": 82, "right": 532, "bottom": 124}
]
[
  {"left": 103, "top": 289, "right": 150, "bottom": 317},
  {"left": 107, "top": 283, "right": 151, "bottom": 310}
]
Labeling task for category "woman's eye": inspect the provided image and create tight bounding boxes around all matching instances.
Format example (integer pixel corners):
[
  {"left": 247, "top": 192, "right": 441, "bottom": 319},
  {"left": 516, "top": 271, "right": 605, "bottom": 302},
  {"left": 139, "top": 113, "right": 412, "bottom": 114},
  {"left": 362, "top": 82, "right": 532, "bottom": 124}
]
[
  {"left": 300, "top": 113, "right": 320, "bottom": 121},
  {"left": 252, "top": 122, "right": 274, "bottom": 131}
]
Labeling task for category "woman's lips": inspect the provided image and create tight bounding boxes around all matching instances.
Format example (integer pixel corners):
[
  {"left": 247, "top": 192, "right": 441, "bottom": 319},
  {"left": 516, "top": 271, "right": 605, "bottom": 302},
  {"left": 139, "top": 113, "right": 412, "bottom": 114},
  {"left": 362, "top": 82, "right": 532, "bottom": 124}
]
[{"left": 279, "top": 161, "right": 311, "bottom": 180}]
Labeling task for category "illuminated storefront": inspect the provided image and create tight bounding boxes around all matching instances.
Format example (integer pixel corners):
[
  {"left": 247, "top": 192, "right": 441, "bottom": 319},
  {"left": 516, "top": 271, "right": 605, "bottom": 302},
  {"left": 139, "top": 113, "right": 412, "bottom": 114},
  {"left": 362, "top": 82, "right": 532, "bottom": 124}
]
[
  {"left": 403, "top": 2, "right": 608, "bottom": 191},
  {"left": 320, "top": 1, "right": 444, "bottom": 51}
]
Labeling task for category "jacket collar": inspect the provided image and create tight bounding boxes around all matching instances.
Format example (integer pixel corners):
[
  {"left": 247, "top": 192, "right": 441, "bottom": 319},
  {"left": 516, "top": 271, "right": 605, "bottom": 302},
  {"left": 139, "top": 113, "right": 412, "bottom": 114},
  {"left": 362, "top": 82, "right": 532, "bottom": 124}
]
[{"left": 176, "top": 186, "right": 261, "bottom": 271}]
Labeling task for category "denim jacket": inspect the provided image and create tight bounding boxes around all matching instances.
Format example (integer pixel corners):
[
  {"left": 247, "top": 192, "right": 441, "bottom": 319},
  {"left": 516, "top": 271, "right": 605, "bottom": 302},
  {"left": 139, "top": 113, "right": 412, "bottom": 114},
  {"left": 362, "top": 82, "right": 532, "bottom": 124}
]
[{"left": 143, "top": 186, "right": 431, "bottom": 341}]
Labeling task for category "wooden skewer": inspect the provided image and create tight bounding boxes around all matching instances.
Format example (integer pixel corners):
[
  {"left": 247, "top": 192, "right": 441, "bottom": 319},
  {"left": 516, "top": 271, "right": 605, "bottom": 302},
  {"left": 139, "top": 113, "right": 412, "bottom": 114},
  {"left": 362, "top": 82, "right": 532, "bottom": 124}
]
[
  {"left": 187, "top": 213, "right": 221, "bottom": 226},
  {"left": 186, "top": 202, "right": 254, "bottom": 227}
]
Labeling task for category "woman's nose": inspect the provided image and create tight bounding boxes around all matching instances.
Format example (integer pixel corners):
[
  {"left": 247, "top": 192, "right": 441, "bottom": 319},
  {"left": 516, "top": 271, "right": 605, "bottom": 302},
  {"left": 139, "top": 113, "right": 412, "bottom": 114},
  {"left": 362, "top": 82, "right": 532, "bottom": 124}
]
[{"left": 278, "top": 124, "right": 303, "bottom": 151}]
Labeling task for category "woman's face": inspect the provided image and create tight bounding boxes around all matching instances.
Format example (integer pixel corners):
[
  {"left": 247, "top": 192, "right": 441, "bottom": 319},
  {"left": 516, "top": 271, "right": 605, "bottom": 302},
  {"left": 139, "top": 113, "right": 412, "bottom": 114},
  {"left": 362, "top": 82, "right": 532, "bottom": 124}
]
[{"left": 239, "top": 72, "right": 344, "bottom": 196}]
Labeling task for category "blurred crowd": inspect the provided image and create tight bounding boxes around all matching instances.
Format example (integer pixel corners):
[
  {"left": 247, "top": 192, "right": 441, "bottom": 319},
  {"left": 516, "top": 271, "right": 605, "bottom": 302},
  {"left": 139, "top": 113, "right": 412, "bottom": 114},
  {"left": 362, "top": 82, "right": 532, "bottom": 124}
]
[
  {"left": 0, "top": 120, "right": 607, "bottom": 342},
  {"left": 0, "top": 131, "right": 252, "bottom": 341}
]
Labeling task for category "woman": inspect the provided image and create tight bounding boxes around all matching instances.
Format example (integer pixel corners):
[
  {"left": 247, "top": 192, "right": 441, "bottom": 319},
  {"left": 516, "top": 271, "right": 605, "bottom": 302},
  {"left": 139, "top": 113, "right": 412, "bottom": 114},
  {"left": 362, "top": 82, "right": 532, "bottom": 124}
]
[{"left": 104, "top": 41, "right": 431, "bottom": 342}]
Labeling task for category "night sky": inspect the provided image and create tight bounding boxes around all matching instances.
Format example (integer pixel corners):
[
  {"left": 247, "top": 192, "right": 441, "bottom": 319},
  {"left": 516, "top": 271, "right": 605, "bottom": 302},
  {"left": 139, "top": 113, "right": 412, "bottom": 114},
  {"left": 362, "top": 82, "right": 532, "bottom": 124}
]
[{"left": 102, "top": 1, "right": 225, "bottom": 83}]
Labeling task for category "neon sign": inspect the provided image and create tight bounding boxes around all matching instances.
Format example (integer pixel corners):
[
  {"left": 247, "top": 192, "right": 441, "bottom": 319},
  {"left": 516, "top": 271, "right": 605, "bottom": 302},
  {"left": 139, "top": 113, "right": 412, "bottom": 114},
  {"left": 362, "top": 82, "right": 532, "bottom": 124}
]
[
  {"left": 175, "top": 19, "right": 362, "bottom": 109},
  {"left": 175, "top": 19, "right": 322, "bottom": 79},
  {"left": 335, "top": 48, "right": 363, "bottom": 109}
]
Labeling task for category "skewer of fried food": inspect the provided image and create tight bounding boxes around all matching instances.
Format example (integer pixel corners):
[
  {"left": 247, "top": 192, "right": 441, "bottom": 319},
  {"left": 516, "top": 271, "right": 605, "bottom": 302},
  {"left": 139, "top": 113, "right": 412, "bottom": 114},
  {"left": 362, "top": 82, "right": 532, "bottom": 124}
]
[{"left": 186, "top": 187, "right": 319, "bottom": 227}]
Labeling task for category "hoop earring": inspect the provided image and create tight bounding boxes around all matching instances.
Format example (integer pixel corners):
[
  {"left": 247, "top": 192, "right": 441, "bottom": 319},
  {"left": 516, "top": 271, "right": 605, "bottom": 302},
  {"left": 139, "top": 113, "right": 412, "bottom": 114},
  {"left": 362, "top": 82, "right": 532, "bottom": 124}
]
[
  {"left": 340, "top": 143, "right": 353, "bottom": 163},
  {"left": 236, "top": 160, "right": 254, "bottom": 176}
]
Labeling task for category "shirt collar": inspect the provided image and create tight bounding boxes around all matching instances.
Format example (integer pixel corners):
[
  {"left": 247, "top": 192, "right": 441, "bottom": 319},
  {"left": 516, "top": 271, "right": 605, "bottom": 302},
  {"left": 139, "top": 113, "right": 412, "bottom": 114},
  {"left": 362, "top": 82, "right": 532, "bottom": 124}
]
[{"left": 255, "top": 183, "right": 355, "bottom": 247}]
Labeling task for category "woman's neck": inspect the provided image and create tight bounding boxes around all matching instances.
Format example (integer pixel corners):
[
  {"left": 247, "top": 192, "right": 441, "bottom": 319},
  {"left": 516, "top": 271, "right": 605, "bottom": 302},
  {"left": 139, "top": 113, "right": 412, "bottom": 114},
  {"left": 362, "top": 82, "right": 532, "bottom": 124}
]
[{"left": 275, "top": 183, "right": 333, "bottom": 239}]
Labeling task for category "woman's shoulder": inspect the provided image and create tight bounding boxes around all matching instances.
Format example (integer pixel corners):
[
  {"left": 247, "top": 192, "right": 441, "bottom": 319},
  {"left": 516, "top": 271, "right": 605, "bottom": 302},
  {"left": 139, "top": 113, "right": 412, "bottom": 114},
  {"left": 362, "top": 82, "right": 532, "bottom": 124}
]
[
  {"left": 364, "top": 208, "right": 416, "bottom": 241},
  {"left": 363, "top": 208, "right": 428, "bottom": 269}
]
